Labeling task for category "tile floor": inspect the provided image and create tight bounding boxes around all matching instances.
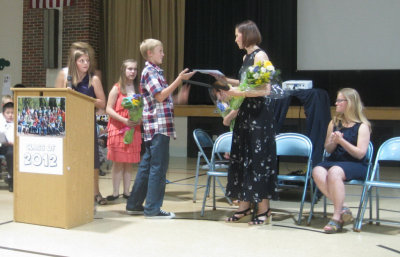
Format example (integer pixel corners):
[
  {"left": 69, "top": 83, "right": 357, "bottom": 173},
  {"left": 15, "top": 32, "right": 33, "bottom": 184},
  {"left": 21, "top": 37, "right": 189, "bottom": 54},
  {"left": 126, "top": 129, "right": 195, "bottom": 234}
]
[{"left": 0, "top": 157, "right": 399, "bottom": 257}]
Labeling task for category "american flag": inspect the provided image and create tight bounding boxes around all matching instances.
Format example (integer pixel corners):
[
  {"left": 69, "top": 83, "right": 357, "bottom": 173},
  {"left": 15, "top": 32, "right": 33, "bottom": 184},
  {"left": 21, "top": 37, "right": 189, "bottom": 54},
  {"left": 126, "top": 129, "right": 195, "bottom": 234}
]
[{"left": 30, "top": 0, "right": 74, "bottom": 8}]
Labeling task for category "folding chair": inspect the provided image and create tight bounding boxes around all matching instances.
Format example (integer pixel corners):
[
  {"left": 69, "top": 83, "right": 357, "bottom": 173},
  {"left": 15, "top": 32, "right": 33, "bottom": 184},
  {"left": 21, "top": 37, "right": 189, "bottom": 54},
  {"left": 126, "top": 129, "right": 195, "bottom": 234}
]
[
  {"left": 354, "top": 137, "right": 400, "bottom": 231},
  {"left": 307, "top": 142, "right": 374, "bottom": 227},
  {"left": 192, "top": 128, "right": 229, "bottom": 203},
  {"left": 276, "top": 133, "right": 313, "bottom": 225},
  {"left": 201, "top": 132, "right": 232, "bottom": 216}
]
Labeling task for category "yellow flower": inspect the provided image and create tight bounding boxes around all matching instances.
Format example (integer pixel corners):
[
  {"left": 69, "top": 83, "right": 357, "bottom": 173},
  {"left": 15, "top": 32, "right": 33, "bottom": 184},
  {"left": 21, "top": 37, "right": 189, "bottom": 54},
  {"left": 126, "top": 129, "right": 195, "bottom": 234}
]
[
  {"left": 264, "top": 61, "right": 273, "bottom": 68},
  {"left": 262, "top": 73, "right": 270, "bottom": 80}
]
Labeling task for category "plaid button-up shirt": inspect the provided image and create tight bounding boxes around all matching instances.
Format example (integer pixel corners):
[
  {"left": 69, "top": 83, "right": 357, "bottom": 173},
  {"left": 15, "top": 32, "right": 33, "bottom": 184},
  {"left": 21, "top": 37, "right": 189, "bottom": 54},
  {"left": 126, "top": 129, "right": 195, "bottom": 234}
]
[{"left": 140, "top": 61, "right": 176, "bottom": 141}]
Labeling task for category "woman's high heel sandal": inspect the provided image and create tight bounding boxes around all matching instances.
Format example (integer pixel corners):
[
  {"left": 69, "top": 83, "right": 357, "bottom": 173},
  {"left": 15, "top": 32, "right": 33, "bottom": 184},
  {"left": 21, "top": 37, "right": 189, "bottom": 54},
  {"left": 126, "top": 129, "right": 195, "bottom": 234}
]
[
  {"left": 226, "top": 208, "right": 252, "bottom": 223},
  {"left": 249, "top": 208, "right": 272, "bottom": 225}
]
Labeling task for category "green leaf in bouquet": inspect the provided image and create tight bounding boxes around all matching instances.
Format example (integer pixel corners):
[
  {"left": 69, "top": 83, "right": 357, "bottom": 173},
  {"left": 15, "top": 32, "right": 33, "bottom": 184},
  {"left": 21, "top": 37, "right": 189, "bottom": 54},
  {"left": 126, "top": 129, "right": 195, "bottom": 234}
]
[
  {"left": 123, "top": 128, "right": 135, "bottom": 144},
  {"left": 230, "top": 118, "right": 235, "bottom": 131},
  {"left": 229, "top": 96, "right": 244, "bottom": 110},
  {"left": 131, "top": 108, "right": 143, "bottom": 122}
]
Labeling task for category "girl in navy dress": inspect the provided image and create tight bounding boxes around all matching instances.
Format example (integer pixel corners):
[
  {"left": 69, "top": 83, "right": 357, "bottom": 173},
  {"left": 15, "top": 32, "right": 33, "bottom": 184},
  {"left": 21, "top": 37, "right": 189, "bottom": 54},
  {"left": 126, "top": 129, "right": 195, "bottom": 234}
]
[
  {"left": 313, "top": 88, "right": 371, "bottom": 233},
  {"left": 55, "top": 42, "right": 107, "bottom": 205}
]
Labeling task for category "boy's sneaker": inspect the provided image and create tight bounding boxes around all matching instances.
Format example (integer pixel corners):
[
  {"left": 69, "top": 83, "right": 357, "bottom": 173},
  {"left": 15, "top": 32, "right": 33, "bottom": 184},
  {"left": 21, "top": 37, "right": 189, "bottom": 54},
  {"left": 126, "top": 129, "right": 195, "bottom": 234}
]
[
  {"left": 145, "top": 210, "right": 175, "bottom": 219},
  {"left": 126, "top": 206, "right": 144, "bottom": 215}
]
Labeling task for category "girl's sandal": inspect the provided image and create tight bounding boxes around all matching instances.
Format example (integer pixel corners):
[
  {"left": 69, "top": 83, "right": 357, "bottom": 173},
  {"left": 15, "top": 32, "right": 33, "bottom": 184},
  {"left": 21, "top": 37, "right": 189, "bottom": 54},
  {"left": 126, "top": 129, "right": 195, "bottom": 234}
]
[
  {"left": 95, "top": 194, "right": 107, "bottom": 205},
  {"left": 226, "top": 207, "right": 252, "bottom": 223},
  {"left": 341, "top": 207, "right": 353, "bottom": 223},
  {"left": 323, "top": 219, "right": 343, "bottom": 234},
  {"left": 248, "top": 209, "right": 272, "bottom": 225}
]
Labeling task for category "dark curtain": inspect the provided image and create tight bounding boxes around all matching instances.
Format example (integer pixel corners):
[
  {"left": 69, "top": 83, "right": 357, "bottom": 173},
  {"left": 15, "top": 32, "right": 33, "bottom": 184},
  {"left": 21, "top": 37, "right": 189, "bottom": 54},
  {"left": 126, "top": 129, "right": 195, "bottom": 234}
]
[
  {"left": 184, "top": 0, "right": 400, "bottom": 107},
  {"left": 184, "top": 0, "right": 296, "bottom": 105}
]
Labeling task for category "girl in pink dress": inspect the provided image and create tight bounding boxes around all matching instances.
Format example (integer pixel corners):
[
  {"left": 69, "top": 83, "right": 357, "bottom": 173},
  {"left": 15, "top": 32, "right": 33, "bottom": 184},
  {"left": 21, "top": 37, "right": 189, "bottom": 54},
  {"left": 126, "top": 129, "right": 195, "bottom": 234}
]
[{"left": 106, "top": 59, "right": 142, "bottom": 200}]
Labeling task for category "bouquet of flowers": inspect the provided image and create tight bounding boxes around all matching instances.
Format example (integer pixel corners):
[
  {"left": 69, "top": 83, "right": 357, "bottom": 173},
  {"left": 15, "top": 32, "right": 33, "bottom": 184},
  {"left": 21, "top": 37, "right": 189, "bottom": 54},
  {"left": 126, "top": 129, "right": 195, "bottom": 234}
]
[
  {"left": 207, "top": 87, "right": 235, "bottom": 131},
  {"left": 121, "top": 94, "right": 143, "bottom": 144},
  {"left": 216, "top": 98, "right": 235, "bottom": 131},
  {"left": 211, "top": 60, "right": 285, "bottom": 130},
  {"left": 230, "top": 60, "right": 278, "bottom": 110}
]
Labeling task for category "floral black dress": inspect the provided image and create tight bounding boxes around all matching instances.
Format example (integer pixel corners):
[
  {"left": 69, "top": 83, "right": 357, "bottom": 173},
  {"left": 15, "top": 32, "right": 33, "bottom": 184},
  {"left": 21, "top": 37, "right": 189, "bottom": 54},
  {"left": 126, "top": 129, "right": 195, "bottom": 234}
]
[{"left": 226, "top": 49, "right": 279, "bottom": 203}]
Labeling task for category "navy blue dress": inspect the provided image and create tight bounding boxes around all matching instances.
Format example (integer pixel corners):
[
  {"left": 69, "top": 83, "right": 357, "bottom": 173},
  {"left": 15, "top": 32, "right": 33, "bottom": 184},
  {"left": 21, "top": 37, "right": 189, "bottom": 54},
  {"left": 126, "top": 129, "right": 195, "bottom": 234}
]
[
  {"left": 73, "top": 74, "right": 100, "bottom": 169},
  {"left": 317, "top": 123, "right": 368, "bottom": 180},
  {"left": 226, "top": 49, "right": 278, "bottom": 202}
]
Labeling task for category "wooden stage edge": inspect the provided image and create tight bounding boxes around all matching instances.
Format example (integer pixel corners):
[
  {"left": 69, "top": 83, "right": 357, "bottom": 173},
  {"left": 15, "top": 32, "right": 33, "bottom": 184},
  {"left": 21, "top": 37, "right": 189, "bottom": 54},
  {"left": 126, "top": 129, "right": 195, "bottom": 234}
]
[{"left": 174, "top": 105, "right": 400, "bottom": 121}]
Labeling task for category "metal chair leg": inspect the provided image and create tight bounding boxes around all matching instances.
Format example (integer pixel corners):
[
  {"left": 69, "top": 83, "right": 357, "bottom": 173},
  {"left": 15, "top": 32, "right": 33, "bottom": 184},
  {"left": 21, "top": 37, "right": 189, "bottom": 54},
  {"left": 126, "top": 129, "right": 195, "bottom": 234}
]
[
  {"left": 354, "top": 184, "right": 369, "bottom": 231},
  {"left": 307, "top": 187, "right": 318, "bottom": 225},
  {"left": 355, "top": 185, "right": 371, "bottom": 231},
  {"left": 201, "top": 175, "right": 212, "bottom": 216},
  {"left": 193, "top": 153, "right": 201, "bottom": 202},
  {"left": 215, "top": 177, "right": 232, "bottom": 205},
  {"left": 212, "top": 177, "right": 216, "bottom": 210},
  {"left": 298, "top": 179, "right": 309, "bottom": 225},
  {"left": 376, "top": 168, "right": 381, "bottom": 225}
]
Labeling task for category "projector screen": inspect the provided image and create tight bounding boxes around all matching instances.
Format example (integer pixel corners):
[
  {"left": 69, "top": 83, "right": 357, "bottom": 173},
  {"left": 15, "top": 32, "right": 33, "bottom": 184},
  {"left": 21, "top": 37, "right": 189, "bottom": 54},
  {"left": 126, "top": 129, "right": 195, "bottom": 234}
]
[{"left": 297, "top": 0, "right": 400, "bottom": 70}]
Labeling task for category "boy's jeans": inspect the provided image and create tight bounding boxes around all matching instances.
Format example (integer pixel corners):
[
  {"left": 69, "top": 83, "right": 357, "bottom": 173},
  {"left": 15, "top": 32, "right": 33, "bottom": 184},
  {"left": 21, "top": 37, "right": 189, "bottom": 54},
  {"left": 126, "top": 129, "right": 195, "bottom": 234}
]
[{"left": 126, "top": 134, "right": 170, "bottom": 216}]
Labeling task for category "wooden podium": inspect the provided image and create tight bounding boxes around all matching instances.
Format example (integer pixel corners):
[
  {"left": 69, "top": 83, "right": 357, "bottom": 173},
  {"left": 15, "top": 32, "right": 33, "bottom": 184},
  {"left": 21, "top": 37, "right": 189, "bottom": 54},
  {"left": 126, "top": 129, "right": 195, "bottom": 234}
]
[{"left": 12, "top": 88, "right": 95, "bottom": 229}]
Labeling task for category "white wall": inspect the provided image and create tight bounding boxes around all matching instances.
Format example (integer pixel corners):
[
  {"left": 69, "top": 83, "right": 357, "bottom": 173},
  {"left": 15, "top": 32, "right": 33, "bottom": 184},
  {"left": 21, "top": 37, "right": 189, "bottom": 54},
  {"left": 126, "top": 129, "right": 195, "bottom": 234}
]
[
  {"left": 298, "top": 0, "right": 400, "bottom": 70},
  {"left": 0, "top": 0, "right": 23, "bottom": 96}
]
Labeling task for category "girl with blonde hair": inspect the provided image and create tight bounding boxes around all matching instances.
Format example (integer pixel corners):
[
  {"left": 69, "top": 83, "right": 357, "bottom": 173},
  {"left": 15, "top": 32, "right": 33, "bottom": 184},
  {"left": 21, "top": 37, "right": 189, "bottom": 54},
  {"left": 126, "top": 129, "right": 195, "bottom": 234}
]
[
  {"left": 55, "top": 42, "right": 107, "bottom": 205},
  {"left": 312, "top": 88, "right": 371, "bottom": 233}
]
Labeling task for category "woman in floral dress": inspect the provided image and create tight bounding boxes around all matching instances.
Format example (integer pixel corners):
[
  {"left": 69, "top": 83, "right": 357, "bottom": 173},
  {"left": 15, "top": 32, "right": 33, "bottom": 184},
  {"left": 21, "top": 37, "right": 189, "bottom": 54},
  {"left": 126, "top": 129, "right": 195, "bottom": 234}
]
[{"left": 217, "top": 20, "right": 278, "bottom": 225}]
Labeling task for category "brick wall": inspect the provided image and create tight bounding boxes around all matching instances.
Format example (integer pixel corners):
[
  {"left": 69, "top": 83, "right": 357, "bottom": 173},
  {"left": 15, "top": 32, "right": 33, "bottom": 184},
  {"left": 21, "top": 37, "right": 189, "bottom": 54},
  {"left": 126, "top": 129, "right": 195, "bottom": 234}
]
[
  {"left": 62, "top": 0, "right": 102, "bottom": 69},
  {"left": 22, "top": 0, "right": 103, "bottom": 87},
  {"left": 22, "top": 1, "right": 45, "bottom": 87}
]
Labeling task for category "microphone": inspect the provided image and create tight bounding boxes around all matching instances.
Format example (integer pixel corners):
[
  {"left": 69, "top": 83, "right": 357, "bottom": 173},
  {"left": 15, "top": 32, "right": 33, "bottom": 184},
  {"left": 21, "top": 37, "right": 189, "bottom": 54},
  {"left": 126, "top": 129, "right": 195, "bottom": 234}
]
[{"left": 67, "top": 75, "right": 73, "bottom": 88}]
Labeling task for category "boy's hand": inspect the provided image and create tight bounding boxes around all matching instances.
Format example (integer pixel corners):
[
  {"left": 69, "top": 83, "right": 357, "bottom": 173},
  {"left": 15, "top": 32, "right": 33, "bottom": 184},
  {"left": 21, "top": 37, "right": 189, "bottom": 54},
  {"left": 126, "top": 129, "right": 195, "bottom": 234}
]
[{"left": 179, "top": 68, "right": 196, "bottom": 81}]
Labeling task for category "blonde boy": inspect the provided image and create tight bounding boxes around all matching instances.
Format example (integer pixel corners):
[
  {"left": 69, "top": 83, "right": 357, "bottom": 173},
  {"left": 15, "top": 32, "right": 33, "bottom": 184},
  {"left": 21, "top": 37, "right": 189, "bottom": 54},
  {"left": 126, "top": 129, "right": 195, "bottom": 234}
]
[{"left": 126, "top": 39, "right": 194, "bottom": 218}]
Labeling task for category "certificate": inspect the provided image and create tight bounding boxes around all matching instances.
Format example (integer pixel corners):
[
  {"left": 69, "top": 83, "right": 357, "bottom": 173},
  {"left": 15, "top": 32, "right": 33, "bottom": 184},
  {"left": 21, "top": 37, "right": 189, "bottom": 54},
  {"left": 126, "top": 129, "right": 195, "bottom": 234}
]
[
  {"left": 182, "top": 79, "right": 230, "bottom": 91},
  {"left": 193, "top": 69, "right": 225, "bottom": 76}
]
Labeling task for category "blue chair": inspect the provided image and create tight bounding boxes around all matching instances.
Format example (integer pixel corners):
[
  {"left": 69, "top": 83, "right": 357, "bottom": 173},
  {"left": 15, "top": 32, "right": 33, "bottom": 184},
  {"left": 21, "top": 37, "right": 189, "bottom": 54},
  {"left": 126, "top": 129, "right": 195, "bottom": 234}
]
[
  {"left": 276, "top": 133, "right": 313, "bottom": 225},
  {"left": 307, "top": 142, "right": 374, "bottom": 228},
  {"left": 201, "top": 132, "right": 232, "bottom": 216},
  {"left": 354, "top": 137, "right": 400, "bottom": 231},
  {"left": 192, "top": 129, "right": 229, "bottom": 203}
]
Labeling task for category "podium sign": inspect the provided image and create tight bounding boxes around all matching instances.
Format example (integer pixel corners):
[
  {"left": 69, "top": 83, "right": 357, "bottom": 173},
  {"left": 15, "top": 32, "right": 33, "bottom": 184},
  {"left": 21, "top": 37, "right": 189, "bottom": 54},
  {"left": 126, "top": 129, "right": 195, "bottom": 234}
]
[
  {"left": 12, "top": 88, "right": 95, "bottom": 229},
  {"left": 19, "top": 136, "right": 63, "bottom": 175}
]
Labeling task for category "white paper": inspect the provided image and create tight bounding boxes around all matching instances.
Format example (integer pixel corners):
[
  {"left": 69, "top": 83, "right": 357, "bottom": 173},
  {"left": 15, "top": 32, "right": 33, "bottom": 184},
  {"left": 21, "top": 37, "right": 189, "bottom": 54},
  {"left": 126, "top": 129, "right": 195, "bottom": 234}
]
[{"left": 193, "top": 69, "right": 225, "bottom": 76}]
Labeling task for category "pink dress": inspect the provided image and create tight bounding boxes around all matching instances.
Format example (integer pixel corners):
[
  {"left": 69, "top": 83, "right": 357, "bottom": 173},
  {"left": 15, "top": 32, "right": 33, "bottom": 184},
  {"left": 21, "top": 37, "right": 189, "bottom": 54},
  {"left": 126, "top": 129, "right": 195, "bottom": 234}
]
[{"left": 107, "top": 84, "right": 141, "bottom": 163}]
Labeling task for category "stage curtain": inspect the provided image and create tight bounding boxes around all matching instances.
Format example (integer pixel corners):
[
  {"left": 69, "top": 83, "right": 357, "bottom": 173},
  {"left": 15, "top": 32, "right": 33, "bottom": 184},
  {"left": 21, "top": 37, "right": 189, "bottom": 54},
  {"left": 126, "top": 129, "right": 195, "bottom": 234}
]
[
  {"left": 103, "top": 0, "right": 185, "bottom": 93},
  {"left": 184, "top": 0, "right": 296, "bottom": 105}
]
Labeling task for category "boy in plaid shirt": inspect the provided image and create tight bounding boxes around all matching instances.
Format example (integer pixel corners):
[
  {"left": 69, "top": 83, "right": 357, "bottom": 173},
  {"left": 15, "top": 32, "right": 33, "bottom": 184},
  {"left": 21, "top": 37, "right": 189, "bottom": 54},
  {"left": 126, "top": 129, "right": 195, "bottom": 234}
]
[{"left": 126, "top": 39, "right": 195, "bottom": 218}]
